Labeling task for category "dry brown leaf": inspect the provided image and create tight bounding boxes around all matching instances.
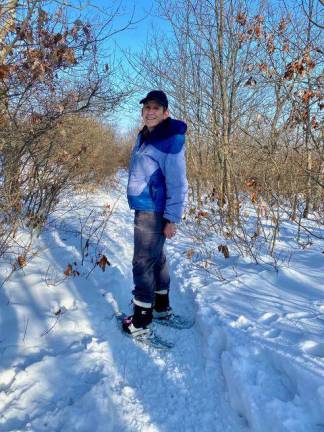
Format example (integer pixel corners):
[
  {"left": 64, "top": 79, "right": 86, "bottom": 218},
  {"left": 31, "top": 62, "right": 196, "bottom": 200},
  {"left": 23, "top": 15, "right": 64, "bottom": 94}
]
[
  {"left": 258, "top": 63, "right": 268, "bottom": 74},
  {"left": 296, "top": 61, "right": 305, "bottom": 76},
  {"left": 218, "top": 245, "right": 230, "bottom": 259},
  {"left": 302, "top": 90, "right": 314, "bottom": 104},
  {"left": 254, "top": 23, "right": 262, "bottom": 38},
  {"left": 31, "top": 113, "right": 42, "bottom": 124},
  {"left": 251, "top": 192, "right": 258, "bottom": 204},
  {"left": 311, "top": 116, "right": 318, "bottom": 128},
  {"left": 97, "top": 254, "right": 110, "bottom": 272},
  {"left": 0, "top": 64, "right": 10, "bottom": 79},
  {"left": 283, "top": 64, "right": 294, "bottom": 80},
  {"left": 245, "top": 77, "right": 257, "bottom": 87},
  {"left": 245, "top": 177, "right": 257, "bottom": 188},
  {"left": 197, "top": 211, "right": 209, "bottom": 218},
  {"left": 238, "top": 33, "right": 246, "bottom": 48},
  {"left": 267, "top": 42, "right": 275, "bottom": 54},
  {"left": 63, "top": 48, "right": 77, "bottom": 65},
  {"left": 186, "top": 249, "right": 195, "bottom": 259},
  {"left": 236, "top": 12, "right": 247, "bottom": 26},
  {"left": 17, "top": 256, "right": 27, "bottom": 268},
  {"left": 217, "top": 194, "right": 226, "bottom": 206},
  {"left": 278, "top": 18, "right": 287, "bottom": 34},
  {"left": 282, "top": 43, "right": 289, "bottom": 52},
  {"left": 64, "top": 263, "right": 73, "bottom": 276},
  {"left": 54, "top": 33, "right": 63, "bottom": 44}
]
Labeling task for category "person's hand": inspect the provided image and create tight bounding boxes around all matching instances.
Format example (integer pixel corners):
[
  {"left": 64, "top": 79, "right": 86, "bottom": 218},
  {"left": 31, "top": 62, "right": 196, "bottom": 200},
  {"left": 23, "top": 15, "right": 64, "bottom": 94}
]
[{"left": 164, "top": 222, "right": 177, "bottom": 239}]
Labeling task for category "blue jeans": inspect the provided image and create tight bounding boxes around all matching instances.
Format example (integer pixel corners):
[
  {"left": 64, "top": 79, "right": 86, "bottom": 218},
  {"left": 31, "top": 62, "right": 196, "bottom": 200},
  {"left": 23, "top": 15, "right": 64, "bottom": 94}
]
[{"left": 132, "top": 211, "right": 170, "bottom": 304}]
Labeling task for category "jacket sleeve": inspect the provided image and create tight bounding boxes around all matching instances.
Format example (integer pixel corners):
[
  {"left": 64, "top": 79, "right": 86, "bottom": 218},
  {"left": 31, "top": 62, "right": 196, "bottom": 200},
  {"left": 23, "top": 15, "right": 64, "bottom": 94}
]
[{"left": 162, "top": 134, "right": 188, "bottom": 223}]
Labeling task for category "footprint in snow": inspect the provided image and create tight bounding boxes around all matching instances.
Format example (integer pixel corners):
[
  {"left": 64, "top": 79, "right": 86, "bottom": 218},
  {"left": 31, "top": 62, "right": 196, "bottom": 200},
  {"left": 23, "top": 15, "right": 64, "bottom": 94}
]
[
  {"left": 263, "top": 328, "right": 281, "bottom": 338},
  {"left": 0, "top": 368, "right": 16, "bottom": 392},
  {"left": 258, "top": 312, "right": 280, "bottom": 325},
  {"left": 312, "top": 301, "right": 324, "bottom": 313},
  {"left": 310, "top": 302, "right": 324, "bottom": 321},
  {"left": 285, "top": 311, "right": 314, "bottom": 320},
  {"left": 230, "top": 315, "right": 253, "bottom": 330},
  {"left": 299, "top": 340, "right": 324, "bottom": 358}
]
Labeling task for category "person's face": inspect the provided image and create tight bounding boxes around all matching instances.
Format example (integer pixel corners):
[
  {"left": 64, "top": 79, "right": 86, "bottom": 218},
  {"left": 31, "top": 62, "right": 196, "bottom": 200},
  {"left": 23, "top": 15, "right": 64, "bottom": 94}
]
[{"left": 142, "top": 100, "right": 169, "bottom": 130}]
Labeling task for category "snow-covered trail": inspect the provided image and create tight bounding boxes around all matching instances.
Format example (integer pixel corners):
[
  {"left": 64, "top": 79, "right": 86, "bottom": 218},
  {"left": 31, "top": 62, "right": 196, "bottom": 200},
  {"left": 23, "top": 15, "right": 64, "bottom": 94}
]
[
  {"left": 0, "top": 180, "right": 243, "bottom": 432},
  {"left": 1, "top": 175, "right": 324, "bottom": 431},
  {"left": 81, "top": 184, "right": 244, "bottom": 432}
]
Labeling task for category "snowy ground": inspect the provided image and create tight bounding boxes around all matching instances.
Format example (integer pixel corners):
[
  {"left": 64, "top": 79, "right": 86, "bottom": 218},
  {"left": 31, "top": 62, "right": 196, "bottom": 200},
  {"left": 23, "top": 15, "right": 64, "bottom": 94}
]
[{"left": 1, "top": 174, "right": 324, "bottom": 432}]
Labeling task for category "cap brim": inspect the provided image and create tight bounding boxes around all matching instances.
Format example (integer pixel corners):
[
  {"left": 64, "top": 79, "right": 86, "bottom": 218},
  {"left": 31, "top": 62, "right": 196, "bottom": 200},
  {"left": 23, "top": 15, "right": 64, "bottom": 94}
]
[{"left": 140, "top": 97, "right": 167, "bottom": 107}]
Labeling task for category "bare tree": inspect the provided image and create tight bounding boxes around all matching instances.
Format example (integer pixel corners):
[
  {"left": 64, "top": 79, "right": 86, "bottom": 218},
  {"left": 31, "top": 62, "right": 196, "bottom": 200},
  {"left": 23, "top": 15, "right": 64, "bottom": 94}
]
[
  {"left": 126, "top": 0, "right": 323, "bottom": 267},
  {"left": 0, "top": 0, "right": 133, "bottom": 268}
]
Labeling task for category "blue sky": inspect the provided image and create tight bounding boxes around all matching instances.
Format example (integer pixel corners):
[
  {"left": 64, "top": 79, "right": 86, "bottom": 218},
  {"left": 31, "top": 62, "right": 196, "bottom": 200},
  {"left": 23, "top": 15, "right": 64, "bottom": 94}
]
[
  {"left": 87, "top": 0, "right": 316, "bottom": 132},
  {"left": 90, "top": 0, "right": 169, "bottom": 131},
  {"left": 110, "top": 1, "right": 164, "bottom": 50}
]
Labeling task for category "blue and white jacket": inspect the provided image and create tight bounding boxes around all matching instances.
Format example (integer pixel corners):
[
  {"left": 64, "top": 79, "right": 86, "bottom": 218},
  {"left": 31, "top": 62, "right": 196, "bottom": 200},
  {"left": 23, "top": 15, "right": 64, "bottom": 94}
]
[{"left": 127, "top": 117, "right": 188, "bottom": 223}]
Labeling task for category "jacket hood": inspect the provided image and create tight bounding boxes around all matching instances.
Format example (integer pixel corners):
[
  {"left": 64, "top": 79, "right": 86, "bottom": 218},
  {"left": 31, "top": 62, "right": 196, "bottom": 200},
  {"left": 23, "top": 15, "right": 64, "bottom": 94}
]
[{"left": 139, "top": 117, "right": 187, "bottom": 144}]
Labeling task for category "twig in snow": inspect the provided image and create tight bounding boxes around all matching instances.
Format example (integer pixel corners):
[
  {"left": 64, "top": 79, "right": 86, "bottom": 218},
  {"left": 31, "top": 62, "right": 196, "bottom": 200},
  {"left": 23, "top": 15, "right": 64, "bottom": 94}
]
[
  {"left": 22, "top": 316, "right": 29, "bottom": 343},
  {"left": 40, "top": 316, "right": 60, "bottom": 337}
]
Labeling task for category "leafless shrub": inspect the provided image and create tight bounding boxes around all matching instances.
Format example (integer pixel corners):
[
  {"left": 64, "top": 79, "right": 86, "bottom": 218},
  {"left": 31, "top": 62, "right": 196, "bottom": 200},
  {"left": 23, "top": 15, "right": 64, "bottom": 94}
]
[
  {"left": 0, "top": 0, "right": 133, "bottom": 278},
  {"left": 130, "top": 0, "right": 323, "bottom": 270}
]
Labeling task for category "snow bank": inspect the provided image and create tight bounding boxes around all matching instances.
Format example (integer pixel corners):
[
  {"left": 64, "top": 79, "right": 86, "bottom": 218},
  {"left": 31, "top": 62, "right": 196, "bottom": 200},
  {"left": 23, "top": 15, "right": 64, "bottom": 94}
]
[
  {"left": 193, "top": 289, "right": 324, "bottom": 432},
  {"left": 221, "top": 335, "right": 324, "bottom": 431},
  {"left": 1, "top": 173, "right": 323, "bottom": 432}
]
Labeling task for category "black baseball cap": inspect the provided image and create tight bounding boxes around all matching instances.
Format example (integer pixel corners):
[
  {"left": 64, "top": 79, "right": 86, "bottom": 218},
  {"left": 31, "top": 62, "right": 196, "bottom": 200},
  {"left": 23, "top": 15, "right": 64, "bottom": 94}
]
[{"left": 140, "top": 90, "right": 168, "bottom": 109}]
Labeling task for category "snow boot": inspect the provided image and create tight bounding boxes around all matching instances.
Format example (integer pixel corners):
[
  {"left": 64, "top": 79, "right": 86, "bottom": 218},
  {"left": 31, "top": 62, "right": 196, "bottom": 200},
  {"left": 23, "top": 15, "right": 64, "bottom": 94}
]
[
  {"left": 122, "top": 301, "right": 153, "bottom": 337},
  {"left": 153, "top": 291, "right": 173, "bottom": 320}
]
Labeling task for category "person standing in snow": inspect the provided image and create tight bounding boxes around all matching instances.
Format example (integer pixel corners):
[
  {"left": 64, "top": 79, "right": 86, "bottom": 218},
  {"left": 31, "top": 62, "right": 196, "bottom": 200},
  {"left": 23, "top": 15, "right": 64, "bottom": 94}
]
[{"left": 123, "top": 90, "right": 188, "bottom": 336}]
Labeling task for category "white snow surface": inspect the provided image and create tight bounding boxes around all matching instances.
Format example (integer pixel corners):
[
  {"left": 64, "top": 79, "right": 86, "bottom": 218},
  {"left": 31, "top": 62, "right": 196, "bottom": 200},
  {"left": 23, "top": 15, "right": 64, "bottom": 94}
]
[{"left": 1, "top": 173, "right": 324, "bottom": 432}]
